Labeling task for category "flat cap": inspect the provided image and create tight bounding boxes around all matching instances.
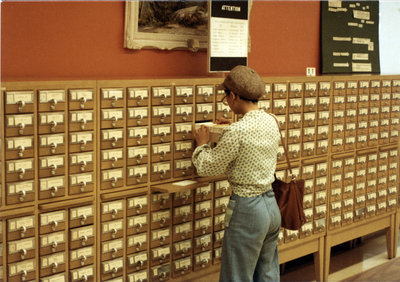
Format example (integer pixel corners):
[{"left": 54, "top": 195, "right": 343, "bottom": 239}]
[{"left": 220, "top": 65, "right": 265, "bottom": 101}]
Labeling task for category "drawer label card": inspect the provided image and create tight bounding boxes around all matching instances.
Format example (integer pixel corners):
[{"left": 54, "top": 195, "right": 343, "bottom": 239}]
[
  {"left": 8, "top": 216, "right": 35, "bottom": 231},
  {"left": 129, "top": 127, "right": 148, "bottom": 137},
  {"left": 197, "top": 86, "right": 213, "bottom": 95},
  {"left": 40, "top": 113, "right": 65, "bottom": 124},
  {"left": 6, "top": 91, "right": 34, "bottom": 104},
  {"left": 40, "top": 231, "right": 65, "bottom": 247},
  {"left": 7, "top": 159, "right": 34, "bottom": 172},
  {"left": 153, "top": 162, "right": 171, "bottom": 173},
  {"left": 70, "top": 132, "right": 93, "bottom": 143},
  {"left": 40, "top": 211, "right": 65, "bottom": 226},
  {"left": 39, "top": 90, "right": 65, "bottom": 103},
  {"left": 41, "top": 252, "right": 65, "bottom": 268},
  {"left": 102, "top": 220, "right": 123, "bottom": 233},
  {"left": 102, "top": 109, "right": 124, "bottom": 120},
  {"left": 7, "top": 180, "right": 34, "bottom": 195},
  {"left": 70, "top": 89, "right": 94, "bottom": 101},
  {"left": 102, "top": 200, "right": 123, "bottom": 213},
  {"left": 70, "top": 246, "right": 94, "bottom": 261},
  {"left": 102, "top": 239, "right": 123, "bottom": 253},
  {"left": 175, "top": 86, "right": 193, "bottom": 97},
  {"left": 8, "top": 259, "right": 35, "bottom": 276},
  {"left": 71, "top": 226, "right": 94, "bottom": 240},
  {"left": 40, "top": 134, "right": 65, "bottom": 146},
  {"left": 40, "top": 176, "right": 65, "bottom": 191},
  {"left": 70, "top": 205, "right": 94, "bottom": 220},
  {"left": 70, "top": 173, "right": 93, "bottom": 185},
  {"left": 129, "top": 88, "right": 149, "bottom": 99},
  {"left": 128, "top": 233, "right": 147, "bottom": 247},
  {"left": 8, "top": 237, "right": 35, "bottom": 253},
  {"left": 70, "top": 153, "right": 94, "bottom": 164},
  {"left": 153, "top": 87, "right": 172, "bottom": 97},
  {"left": 7, "top": 114, "right": 34, "bottom": 127},
  {"left": 102, "top": 88, "right": 123, "bottom": 99}
]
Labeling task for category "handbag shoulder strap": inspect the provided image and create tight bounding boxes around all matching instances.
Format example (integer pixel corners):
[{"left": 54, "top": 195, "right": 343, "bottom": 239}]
[{"left": 269, "top": 113, "right": 294, "bottom": 177}]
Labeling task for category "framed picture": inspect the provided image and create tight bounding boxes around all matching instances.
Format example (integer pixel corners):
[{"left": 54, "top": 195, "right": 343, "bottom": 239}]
[{"left": 124, "top": 0, "right": 208, "bottom": 51}]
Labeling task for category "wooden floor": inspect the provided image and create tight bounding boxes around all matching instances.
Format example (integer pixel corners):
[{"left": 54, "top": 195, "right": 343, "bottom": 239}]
[
  {"left": 346, "top": 256, "right": 400, "bottom": 281},
  {"left": 179, "top": 229, "right": 400, "bottom": 282}
]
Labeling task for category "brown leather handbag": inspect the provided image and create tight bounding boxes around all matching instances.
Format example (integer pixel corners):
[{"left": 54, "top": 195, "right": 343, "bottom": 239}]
[{"left": 270, "top": 114, "right": 306, "bottom": 230}]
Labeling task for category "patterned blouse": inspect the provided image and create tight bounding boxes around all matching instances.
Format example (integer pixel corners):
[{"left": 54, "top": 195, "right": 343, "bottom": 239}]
[{"left": 192, "top": 110, "right": 280, "bottom": 197}]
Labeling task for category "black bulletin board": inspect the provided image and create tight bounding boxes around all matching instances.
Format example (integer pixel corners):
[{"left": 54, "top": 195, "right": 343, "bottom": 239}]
[{"left": 321, "top": 1, "right": 380, "bottom": 74}]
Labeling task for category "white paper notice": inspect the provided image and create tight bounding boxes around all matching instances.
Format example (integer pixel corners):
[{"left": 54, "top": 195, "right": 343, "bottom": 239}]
[
  {"left": 352, "top": 62, "right": 372, "bottom": 72},
  {"left": 210, "top": 17, "right": 248, "bottom": 57}
]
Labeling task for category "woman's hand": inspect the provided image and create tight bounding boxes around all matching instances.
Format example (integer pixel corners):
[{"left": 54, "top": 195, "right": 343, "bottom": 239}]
[
  {"left": 214, "top": 118, "right": 232, "bottom": 125},
  {"left": 194, "top": 125, "right": 210, "bottom": 146}
]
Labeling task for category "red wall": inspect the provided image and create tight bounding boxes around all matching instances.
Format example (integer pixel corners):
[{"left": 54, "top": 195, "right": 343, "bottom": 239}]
[{"left": 1, "top": 1, "right": 320, "bottom": 81}]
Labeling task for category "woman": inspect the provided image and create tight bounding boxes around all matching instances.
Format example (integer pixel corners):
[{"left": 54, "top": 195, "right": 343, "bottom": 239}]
[{"left": 192, "top": 65, "right": 281, "bottom": 282}]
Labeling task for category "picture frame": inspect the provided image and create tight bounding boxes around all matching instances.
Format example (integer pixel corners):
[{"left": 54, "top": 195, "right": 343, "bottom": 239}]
[{"left": 124, "top": 1, "right": 208, "bottom": 51}]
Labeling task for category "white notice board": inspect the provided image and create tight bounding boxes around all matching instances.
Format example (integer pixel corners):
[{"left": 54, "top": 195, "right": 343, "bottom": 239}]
[
  {"left": 208, "top": 1, "right": 249, "bottom": 72},
  {"left": 379, "top": 0, "right": 400, "bottom": 75}
]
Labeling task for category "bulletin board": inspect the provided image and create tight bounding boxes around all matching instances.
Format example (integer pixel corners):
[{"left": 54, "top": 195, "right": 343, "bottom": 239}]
[
  {"left": 321, "top": 1, "right": 380, "bottom": 74},
  {"left": 208, "top": 0, "right": 249, "bottom": 72}
]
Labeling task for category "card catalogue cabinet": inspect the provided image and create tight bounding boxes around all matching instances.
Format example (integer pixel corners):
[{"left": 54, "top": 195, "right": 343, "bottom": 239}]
[{"left": 0, "top": 75, "right": 399, "bottom": 281}]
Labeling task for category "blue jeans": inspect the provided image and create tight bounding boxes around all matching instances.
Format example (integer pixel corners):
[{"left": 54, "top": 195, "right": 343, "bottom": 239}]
[{"left": 220, "top": 189, "right": 281, "bottom": 282}]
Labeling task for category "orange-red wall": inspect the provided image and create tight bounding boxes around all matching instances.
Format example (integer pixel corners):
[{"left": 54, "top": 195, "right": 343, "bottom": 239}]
[{"left": 1, "top": 1, "right": 320, "bottom": 81}]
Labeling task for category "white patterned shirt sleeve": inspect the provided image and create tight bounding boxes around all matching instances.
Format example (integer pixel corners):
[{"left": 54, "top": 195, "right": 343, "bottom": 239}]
[
  {"left": 192, "top": 127, "right": 240, "bottom": 176},
  {"left": 192, "top": 110, "right": 280, "bottom": 197}
]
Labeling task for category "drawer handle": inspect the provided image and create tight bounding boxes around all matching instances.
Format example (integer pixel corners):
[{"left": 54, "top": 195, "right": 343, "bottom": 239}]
[
  {"left": 50, "top": 186, "right": 58, "bottom": 197},
  {"left": 111, "top": 177, "right": 118, "bottom": 187},
  {"left": 81, "top": 235, "right": 88, "bottom": 245},
  {"left": 136, "top": 154, "right": 143, "bottom": 165},
  {"left": 201, "top": 258, "right": 209, "bottom": 268},
  {"left": 50, "top": 121, "right": 57, "bottom": 132},
  {"left": 50, "top": 142, "right": 57, "bottom": 154},
  {"left": 136, "top": 241, "right": 142, "bottom": 251},
  {"left": 111, "top": 116, "right": 118, "bottom": 128},
  {"left": 80, "top": 181, "right": 87, "bottom": 192},
  {"left": 20, "top": 248, "right": 27, "bottom": 259},
  {"left": 20, "top": 225, "right": 27, "bottom": 237},
  {"left": 136, "top": 223, "right": 142, "bottom": 232},
  {"left": 18, "top": 145, "right": 25, "bottom": 157},
  {"left": 201, "top": 190, "right": 209, "bottom": 199},
  {"left": 80, "top": 161, "right": 87, "bottom": 171},
  {"left": 19, "top": 190, "right": 26, "bottom": 202},
  {"left": 201, "top": 241, "right": 209, "bottom": 249},
  {"left": 111, "top": 209, "right": 118, "bottom": 218},
  {"left": 50, "top": 164, "right": 58, "bottom": 175},
  {"left": 20, "top": 270, "right": 28, "bottom": 281},
  {"left": 49, "top": 99, "right": 58, "bottom": 110},
  {"left": 160, "top": 217, "right": 166, "bottom": 226},
  {"left": 80, "top": 118, "right": 87, "bottom": 130},
  {"left": 80, "top": 97, "right": 87, "bottom": 109},
  {"left": 18, "top": 122, "right": 25, "bottom": 135},
  {"left": 80, "top": 140, "right": 87, "bottom": 151},
  {"left": 111, "top": 137, "right": 118, "bottom": 148},
  {"left": 111, "top": 96, "right": 118, "bottom": 107},
  {"left": 80, "top": 214, "right": 87, "bottom": 225},
  {"left": 111, "top": 228, "right": 117, "bottom": 238},
  {"left": 52, "top": 241, "right": 58, "bottom": 251},
  {"left": 80, "top": 274, "right": 88, "bottom": 281},
  {"left": 18, "top": 168, "right": 26, "bottom": 180},
  {"left": 135, "top": 203, "right": 143, "bottom": 213},
  {"left": 51, "top": 220, "right": 58, "bottom": 231},
  {"left": 18, "top": 100, "right": 26, "bottom": 112},
  {"left": 112, "top": 247, "right": 118, "bottom": 257},
  {"left": 80, "top": 255, "right": 87, "bottom": 266},
  {"left": 52, "top": 261, "right": 58, "bottom": 272}
]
